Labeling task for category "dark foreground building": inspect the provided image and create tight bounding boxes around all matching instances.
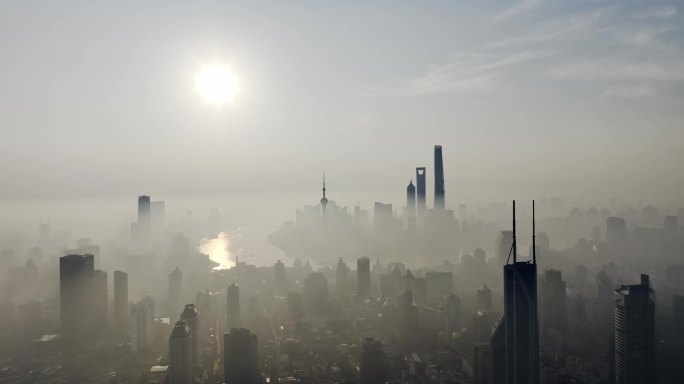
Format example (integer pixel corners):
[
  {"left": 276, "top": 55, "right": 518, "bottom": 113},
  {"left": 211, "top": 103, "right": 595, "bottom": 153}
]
[
  {"left": 224, "top": 328, "right": 259, "bottom": 384},
  {"left": 491, "top": 201, "right": 539, "bottom": 384},
  {"left": 360, "top": 337, "right": 386, "bottom": 384},
  {"left": 614, "top": 274, "right": 655, "bottom": 384},
  {"left": 59, "top": 254, "right": 95, "bottom": 345}
]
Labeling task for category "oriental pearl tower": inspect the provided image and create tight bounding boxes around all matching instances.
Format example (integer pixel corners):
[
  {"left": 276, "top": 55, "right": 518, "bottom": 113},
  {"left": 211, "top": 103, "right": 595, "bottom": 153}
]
[{"left": 320, "top": 173, "right": 328, "bottom": 219}]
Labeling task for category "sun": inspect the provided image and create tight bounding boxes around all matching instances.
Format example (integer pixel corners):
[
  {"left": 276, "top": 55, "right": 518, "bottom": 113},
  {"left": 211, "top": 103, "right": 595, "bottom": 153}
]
[{"left": 194, "top": 64, "right": 240, "bottom": 105}]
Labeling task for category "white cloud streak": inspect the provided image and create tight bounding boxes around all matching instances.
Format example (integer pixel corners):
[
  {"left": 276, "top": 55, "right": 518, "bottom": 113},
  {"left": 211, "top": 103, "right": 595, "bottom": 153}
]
[
  {"left": 358, "top": 51, "right": 547, "bottom": 97},
  {"left": 490, "top": 0, "right": 542, "bottom": 24}
]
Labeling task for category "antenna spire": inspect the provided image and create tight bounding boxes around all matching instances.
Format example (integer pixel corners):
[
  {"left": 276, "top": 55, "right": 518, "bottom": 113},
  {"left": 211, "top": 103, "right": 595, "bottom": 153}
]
[
  {"left": 513, "top": 200, "right": 517, "bottom": 263},
  {"left": 322, "top": 172, "right": 326, "bottom": 199},
  {"left": 532, "top": 200, "right": 536, "bottom": 264}
]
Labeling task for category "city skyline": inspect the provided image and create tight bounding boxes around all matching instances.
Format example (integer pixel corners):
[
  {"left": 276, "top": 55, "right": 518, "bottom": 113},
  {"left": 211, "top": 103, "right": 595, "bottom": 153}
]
[
  {"left": 0, "top": 1, "right": 683, "bottom": 203},
  {"left": 0, "top": 1, "right": 682, "bottom": 383}
]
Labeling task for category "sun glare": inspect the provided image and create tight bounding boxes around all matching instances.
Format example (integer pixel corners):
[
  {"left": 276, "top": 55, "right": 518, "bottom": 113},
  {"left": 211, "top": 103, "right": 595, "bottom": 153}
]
[{"left": 195, "top": 64, "right": 240, "bottom": 105}]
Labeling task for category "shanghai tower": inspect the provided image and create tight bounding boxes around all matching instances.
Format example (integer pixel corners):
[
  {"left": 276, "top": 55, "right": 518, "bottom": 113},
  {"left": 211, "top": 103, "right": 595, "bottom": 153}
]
[{"left": 434, "top": 145, "right": 445, "bottom": 210}]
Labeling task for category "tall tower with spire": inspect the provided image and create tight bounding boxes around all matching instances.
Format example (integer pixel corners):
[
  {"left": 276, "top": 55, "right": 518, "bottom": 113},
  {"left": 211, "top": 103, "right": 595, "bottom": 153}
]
[
  {"left": 320, "top": 173, "right": 328, "bottom": 219},
  {"left": 490, "top": 200, "right": 540, "bottom": 384},
  {"left": 406, "top": 180, "right": 416, "bottom": 231},
  {"left": 434, "top": 145, "right": 445, "bottom": 210},
  {"left": 406, "top": 180, "right": 416, "bottom": 213}
]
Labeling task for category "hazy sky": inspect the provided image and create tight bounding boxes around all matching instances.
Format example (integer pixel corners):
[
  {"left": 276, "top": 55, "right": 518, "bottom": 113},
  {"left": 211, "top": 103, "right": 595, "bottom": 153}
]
[{"left": 1, "top": 0, "right": 683, "bottom": 205}]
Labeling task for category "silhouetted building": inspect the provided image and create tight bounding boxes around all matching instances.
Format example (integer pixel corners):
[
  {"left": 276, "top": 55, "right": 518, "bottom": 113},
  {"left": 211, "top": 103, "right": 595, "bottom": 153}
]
[
  {"left": 357, "top": 256, "right": 370, "bottom": 299},
  {"left": 320, "top": 174, "right": 328, "bottom": 219},
  {"left": 490, "top": 201, "right": 539, "bottom": 384},
  {"left": 274, "top": 259, "right": 286, "bottom": 293},
  {"left": 130, "top": 298, "right": 154, "bottom": 353},
  {"left": 224, "top": 328, "right": 259, "bottom": 384},
  {"left": 59, "top": 254, "right": 94, "bottom": 345},
  {"left": 606, "top": 216, "right": 626, "bottom": 244},
  {"left": 335, "top": 258, "right": 350, "bottom": 296},
  {"left": 373, "top": 202, "right": 394, "bottom": 233},
  {"left": 151, "top": 200, "right": 165, "bottom": 236},
  {"left": 359, "top": 338, "right": 386, "bottom": 384},
  {"left": 477, "top": 284, "right": 493, "bottom": 311},
  {"left": 180, "top": 304, "right": 199, "bottom": 367},
  {"left": 303, "top": 272, "right": 329, "bottom": 313},
  {"left": 542, "top": 269, "right": 567, "bottom": 332},
  {"left": 490, "top": 316, "right": 505, "bottom": 384},
  {"left": 398, "top": 290, "right": 419, "bottom": 336},
  {"left": 195, "top": 290, "right": 212, "bottom": 331},
  {"left": 674, "top": 295, "right": 684, "bottom": 338},
  {"left": 92, "top": 270, "right": 108, "bottom": 329},
  {"left": 444, "top": 294, "right": 461, "bottom": 338},
  {"left": 497, "top": 230, "right": 514, "bottom": 265},
  {"left": 434, "top": 145, "right": 445, "bottom": 210},
  {"left": 407, "top": 180, "right": 416, "bottom": 231},
  {"left": 474, "top": 343, "right": 492, "bottom": 384},
  {"left": 16, "top": 300, "right": 42, "bottom": 340},
  {"left": 425, "top": 271, "right": 453, "bottom": 304},
  {"left": 287, "top": 292, "right": 304, "bottom": 324},
  {"left": 416, "top": 167, "right": 427, "bottom": 218},
  {"left": 595, "top": 269, "right": 615, "bottom": 335},
  {"left": 168, "top": 320, "right": 193, "bottom": 384},
  {"left": 138, "top": 195, "right": 152, "bottom": 243},
  {"left": 227, "top": 283, "right": 242, "bottom": 328},
  {"left": 169, "top": 267, "right": 182, "bottom": 310},
  {"left": 114, "top": 270, "right": 128, "bottom": 330},
  {"left": 614, "top": 274, "right": 655, "bottom": 384}
]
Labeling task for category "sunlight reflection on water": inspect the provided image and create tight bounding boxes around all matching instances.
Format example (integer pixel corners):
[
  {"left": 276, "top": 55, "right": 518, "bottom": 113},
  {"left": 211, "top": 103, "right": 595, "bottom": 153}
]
[{"left": 198, "top": 231, "right": 237, "bottom": 270}]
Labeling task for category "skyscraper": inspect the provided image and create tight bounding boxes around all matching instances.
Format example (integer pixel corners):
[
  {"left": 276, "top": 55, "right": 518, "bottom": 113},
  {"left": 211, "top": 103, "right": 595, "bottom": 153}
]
[
  {"left": 130, "top": 298, "right": 154, "bottom": 353},
  {"left": 224, "top": 328, "right": 259, "bottom": 384},
  {"left": 335, "top": 258, "right": 349, "bottom": 296},
  {"left": 444, "top": 294, "right": 461, "bottom": 338},
  {"left": 359, "top": 338, "right": 387, "bottom": 384},
  {"left": 425, "top": 271, "right": 453, "bottom": 304},
  {"left": 606, "top": 216, "right": 626, "bottom": 244},
  {"left": 490, "top": 201, "right": 539, "bottom": 384},
  {"left": 416, "top": 167, "right": 427, "bottom": 218},
  {"left": 303, "top": 272, "right": 329, "bottom": 313},
  {"left": 674, "top": 295, "right": 684, "bottom": 338},
  {"left": 227, "top": 283, "right": 242, "bottom": 328},
  {"left": 477, "top": 284, "right": 493, "bottom": 312},
  {"left": 169, "top": 267, "right": 182, "bottom": 310},
  {"left": 474, "top": 343, "right": 492, "bottom": 384},
  {"left": 320, "top": 173, "right": 328, "bottom": 219},
  {"left": 542, "top": 269, "right": 567, "bottom": 333},
  {"left": 114, "top": 271, "right": 128, "bottom": 330},
  {"left": 406, "top": 179, "right": 417, "bottom": 231},
  {"left": 91, "top": 269, "right": 108, "bottom": 329},
  {"left": 287, "top": 292, "right": 304, "bottom": 324},
  {"left": 434, "top": 145, "right": 445, "bottom": 210},
  {"left": 496, "top": 230, "right": 514, "bottom": 265},
  {"left": 373, "top": 202, "right": 393, "bottom": 232},
  {"left": 59, "top": 254, "right": 94, "bottom": 345},
  {"left": 357, "top": 256, "right": 370, "bottom": 299},
  {"left": 151, "top": 200, "right": 166, "bottom": 238},
  {"left": 614, "top": 274, "right": 655, "bottom": 384},
  {"left": 138, "top": 195, "right": 151, "bottom": 243},
  {"left": 168, "top": 320, "right": 193, "bottom": 384},
  {"left": 180, "top": 304, "right": 199, "bottom": 367},
  {"left": 274, "top": 259, "right": 287, "bottom": 293}
]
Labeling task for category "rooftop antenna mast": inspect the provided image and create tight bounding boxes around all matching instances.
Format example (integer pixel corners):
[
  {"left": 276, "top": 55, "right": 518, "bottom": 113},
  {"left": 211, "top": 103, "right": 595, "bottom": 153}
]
[
  {"left": 513, "top": 200, "right": 517, "bottom": 263},
  {"left": 532, "top": 200, "right": 536, "bottom": 264}
]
